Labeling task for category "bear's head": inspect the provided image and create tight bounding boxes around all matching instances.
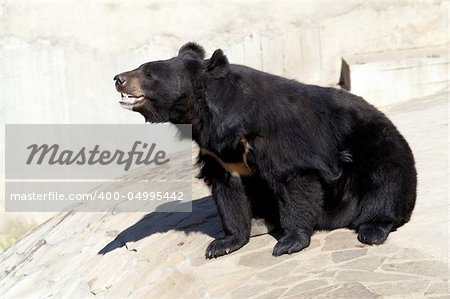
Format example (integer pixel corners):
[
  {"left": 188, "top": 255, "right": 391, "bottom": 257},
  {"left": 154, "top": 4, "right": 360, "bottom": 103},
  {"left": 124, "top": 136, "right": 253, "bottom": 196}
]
[{"left": 114, "top": 42, "right": 229, "bottom": 123}]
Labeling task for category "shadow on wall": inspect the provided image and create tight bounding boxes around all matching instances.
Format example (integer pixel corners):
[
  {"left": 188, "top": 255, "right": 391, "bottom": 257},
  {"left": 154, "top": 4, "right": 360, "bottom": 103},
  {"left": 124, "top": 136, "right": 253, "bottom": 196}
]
[{"left": 98, "top": 196, "right": 222, "bottom": 255}]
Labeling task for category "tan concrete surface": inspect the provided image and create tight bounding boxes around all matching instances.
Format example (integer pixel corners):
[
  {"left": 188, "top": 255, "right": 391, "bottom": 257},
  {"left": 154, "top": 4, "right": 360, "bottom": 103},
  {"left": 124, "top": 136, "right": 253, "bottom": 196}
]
[
  {"left": 342, "top": 45, "right": 449, "bottom": 107},
  {"left": 0, "top": 91, "right": 447, "bottom": 298}
]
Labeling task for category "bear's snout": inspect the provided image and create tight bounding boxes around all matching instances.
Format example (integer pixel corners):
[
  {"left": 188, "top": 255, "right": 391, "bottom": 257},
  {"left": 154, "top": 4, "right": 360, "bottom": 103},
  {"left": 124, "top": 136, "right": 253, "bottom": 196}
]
[
  {"left": 113, "top": 71, "right": 147, "bottom": 110},
  {"left": 113, "top": 71, "right": 144, "bottom": 95},
  {"left": 113, "top": 74, "right": 127, "bottom": 87}
]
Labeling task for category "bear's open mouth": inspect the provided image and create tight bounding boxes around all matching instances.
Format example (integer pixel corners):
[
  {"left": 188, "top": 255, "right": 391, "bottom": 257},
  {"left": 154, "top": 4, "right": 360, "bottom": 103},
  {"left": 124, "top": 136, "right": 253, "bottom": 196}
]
[{"left": 119, "top": 93, "right": 146, "bottom": 109}]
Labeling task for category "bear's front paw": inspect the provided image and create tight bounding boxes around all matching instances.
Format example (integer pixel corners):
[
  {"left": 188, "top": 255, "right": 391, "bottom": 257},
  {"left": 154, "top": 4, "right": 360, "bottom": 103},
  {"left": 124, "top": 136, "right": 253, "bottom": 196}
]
[
  {"left": 272, "top": 230, "right": 311, "bottom": 256},
  {"left": 205, "top": 236, "right": 248, "bottom": 259}
]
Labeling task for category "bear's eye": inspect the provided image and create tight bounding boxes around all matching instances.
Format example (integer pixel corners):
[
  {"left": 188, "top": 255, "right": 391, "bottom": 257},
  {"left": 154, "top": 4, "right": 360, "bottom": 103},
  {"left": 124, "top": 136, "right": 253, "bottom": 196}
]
[{"left": 144, "top": 72, "right": 153, "bottom": 80}]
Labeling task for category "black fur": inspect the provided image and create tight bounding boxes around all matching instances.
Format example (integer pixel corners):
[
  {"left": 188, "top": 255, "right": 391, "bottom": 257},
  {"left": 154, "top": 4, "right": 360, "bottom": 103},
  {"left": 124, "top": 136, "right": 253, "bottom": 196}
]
[
  {"left": 178, "top": 42, "right": 206, "bottom": 60},
  {"left": 114, "top": 43, "right": 417, "bottom": 258}
]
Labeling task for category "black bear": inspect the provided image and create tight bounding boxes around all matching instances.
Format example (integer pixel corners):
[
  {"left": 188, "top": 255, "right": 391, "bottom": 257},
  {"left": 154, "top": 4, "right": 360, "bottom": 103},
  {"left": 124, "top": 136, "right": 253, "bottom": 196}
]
[{"left": 114, "top": 42, "right": 417, "bottom": 258}]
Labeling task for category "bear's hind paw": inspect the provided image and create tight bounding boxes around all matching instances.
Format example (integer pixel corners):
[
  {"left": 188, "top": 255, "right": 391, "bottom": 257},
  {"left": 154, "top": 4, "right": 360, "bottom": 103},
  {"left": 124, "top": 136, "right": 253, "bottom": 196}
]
[{"left": 357, "top": 222, "right": 393, "bottom": 245}]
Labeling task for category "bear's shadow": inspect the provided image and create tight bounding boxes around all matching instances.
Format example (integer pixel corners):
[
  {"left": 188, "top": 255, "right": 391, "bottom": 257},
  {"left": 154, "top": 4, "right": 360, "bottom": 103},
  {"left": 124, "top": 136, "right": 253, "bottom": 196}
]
[{"left": 98, "top": 196, "right": 223, "bottom": 255}]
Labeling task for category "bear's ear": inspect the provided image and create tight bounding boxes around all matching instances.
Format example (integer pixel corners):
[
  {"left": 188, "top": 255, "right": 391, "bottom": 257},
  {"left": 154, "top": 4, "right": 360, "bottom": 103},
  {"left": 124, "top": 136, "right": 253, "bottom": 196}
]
[
  {"left": 204, "top": 49, "right": 229, "bottom": 78},
  {"left": 178, "top": 42, "right": 205, "bottom": 60}
]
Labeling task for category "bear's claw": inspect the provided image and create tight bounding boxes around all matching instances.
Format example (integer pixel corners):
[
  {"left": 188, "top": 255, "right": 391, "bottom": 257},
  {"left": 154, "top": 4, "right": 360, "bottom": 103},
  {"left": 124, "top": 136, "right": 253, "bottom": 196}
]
[
  {"left": 272, "top": 231, "right": 311, "bottom": 256},
  {"left": 205, "top": 236, "right": 247, "bottom": 259}
]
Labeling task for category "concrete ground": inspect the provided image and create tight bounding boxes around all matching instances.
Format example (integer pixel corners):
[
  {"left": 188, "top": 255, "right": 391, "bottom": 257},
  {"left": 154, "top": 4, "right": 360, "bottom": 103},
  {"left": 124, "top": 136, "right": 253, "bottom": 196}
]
[{"left": 0, "top": 91, "right": 448, "bottom": 298}]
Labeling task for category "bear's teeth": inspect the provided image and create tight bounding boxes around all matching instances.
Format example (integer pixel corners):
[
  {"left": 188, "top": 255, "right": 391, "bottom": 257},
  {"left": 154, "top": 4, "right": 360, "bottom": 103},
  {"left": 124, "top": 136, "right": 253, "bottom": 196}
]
[
  {"left": 121, "top": 93, "right": 145, "bottom": 101},
  {"left": 119, "top": 94, "right": 144, "bottom": 107}
]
